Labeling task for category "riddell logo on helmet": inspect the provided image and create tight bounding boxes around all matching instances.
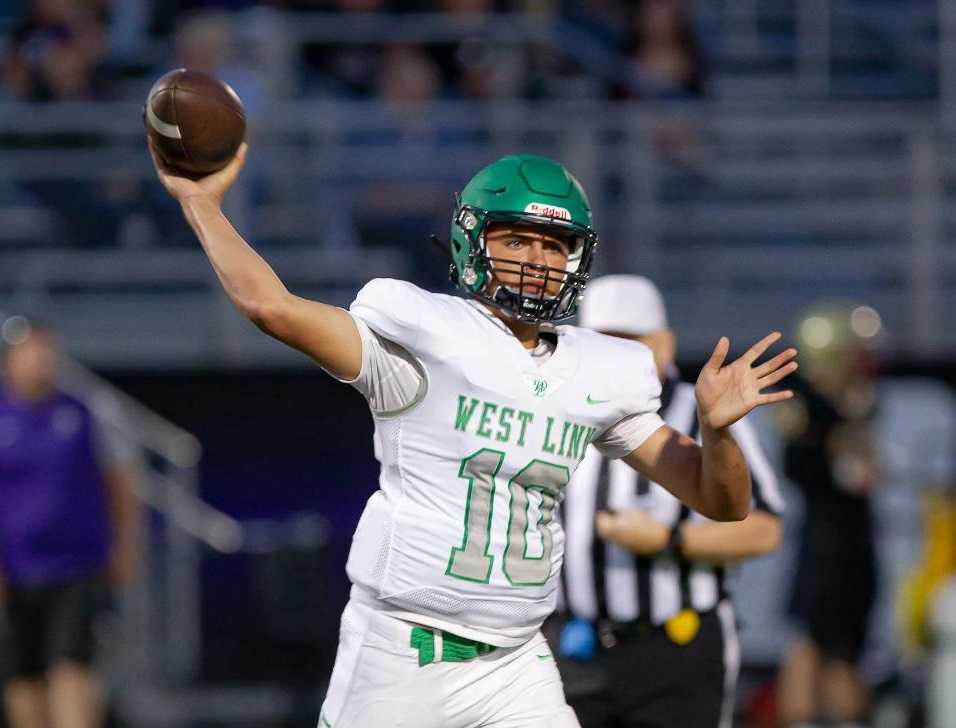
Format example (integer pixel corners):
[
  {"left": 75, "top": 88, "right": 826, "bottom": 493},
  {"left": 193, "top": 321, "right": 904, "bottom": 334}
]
[{"left": 524, "top": 202, "right": 571, "bottom": 221}]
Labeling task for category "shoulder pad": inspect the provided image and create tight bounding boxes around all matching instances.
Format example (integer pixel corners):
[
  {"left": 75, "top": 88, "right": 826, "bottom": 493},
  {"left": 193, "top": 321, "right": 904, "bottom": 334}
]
[
  {"left": 350, "top": 278, "right": 431, "bottom": 351},
  {"left": 571, "top": 329, "right": 662, "bottom": 419}
]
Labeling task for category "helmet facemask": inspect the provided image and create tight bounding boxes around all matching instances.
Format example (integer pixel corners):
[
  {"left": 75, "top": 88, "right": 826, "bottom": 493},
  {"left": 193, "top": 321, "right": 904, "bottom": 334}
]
[{"left": 451, "top": 202, "right": 598, "bottom": 323}]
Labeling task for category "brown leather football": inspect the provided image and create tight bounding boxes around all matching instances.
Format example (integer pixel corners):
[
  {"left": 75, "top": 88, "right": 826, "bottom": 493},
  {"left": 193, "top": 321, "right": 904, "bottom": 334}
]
[{"left": 145, "top": 69, "right": 245, "bottom": 177}]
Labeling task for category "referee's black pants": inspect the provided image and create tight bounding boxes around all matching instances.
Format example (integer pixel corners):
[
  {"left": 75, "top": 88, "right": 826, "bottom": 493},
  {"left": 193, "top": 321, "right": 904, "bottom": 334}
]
[{"left": 550, "top": 602, "right": 739, "bottom": 728}]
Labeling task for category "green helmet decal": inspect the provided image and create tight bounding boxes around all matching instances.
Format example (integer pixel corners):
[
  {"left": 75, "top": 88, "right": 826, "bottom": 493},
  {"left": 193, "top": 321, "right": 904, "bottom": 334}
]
[{"left": 449, "top": 154, "right": 598, "bottom": 322}]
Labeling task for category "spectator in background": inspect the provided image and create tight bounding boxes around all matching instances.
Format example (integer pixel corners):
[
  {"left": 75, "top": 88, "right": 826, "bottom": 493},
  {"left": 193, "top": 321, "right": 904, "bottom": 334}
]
[
  {"left": 346, "top": 44, "right": 449, "bottom": 271},
  {"left": 1, "top": 0, "right": 110, "bottom": 101},
  {"left": 774, "top": 303, "right": 881, "bottom": 728},
  {"left": 376, "top": 44, "right": 443, "bottom": 120},
  {"left": 0, "top": 0, "right": 138, "bottom": 249},
  {"left": 616, "top": 0, "right": 705, "bottom": 99},
  {"left": 173, "top": 9, "right": 233, "bottom": 74},
  {"left": 0, "top": 317, "right": 141, "bottom": 728},
  {"left": 451, "top": 38, "right": 525, "bottom": 99},
  {"left": 172, "top": 10, "right": 268, "bottom": 115},
  {"left": 611, "top": 0, "right": 709, "bottom": 195},
  {"left": 296, "top": 0, "right": 395, "bottom": 98},
  {"left": 145, "top": 9, "right": 272, "bottom": 249}
]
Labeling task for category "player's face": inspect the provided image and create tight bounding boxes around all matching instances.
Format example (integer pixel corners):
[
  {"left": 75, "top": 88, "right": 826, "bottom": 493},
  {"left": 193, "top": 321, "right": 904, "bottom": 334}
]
[
  {"left": 4, "top": 332, "right": 57, "bottom": 401},
  {"left": 484, "top": 224, "right": 572, "bottom": 301}
]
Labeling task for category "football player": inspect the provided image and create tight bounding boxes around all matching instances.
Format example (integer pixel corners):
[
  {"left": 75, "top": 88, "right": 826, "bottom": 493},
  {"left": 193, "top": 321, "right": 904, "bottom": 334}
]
[{"left": 149, "top": 142, "right": 797, "bottom": 728}]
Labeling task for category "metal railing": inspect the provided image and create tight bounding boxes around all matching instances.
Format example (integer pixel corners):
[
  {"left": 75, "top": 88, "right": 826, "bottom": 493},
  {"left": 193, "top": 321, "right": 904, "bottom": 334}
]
[
  {"left": 698, "top": 0, "right": 940, "bottom": 100},
  {"left": 4, "top": 308, "right": 279, "bottom": 673},
  {"left": 1, "top": 99, "right": 953, "bottom": 363},
  {"left": 53, "top": 351, "right": 212, "bottom": 691},
  {"left": 1, "top": 3, "right": 949, "bottom": 103},
  {"left": 0, "top": 317, "right": 332, "bottom": 725}
]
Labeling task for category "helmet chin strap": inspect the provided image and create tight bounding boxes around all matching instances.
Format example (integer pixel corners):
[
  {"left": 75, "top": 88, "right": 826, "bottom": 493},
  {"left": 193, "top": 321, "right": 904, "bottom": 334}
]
[
  {"left": 487, "top": 283, "right": 559, "bottom": 322},
  {"left": 501, "top": 284, "right": 558, "bottom": 301}
]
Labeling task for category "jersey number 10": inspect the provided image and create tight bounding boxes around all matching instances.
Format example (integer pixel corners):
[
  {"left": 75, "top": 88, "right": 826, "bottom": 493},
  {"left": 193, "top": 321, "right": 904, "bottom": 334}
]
[{"left": 446, "top": 448, "right": 570, "bottom": 587}]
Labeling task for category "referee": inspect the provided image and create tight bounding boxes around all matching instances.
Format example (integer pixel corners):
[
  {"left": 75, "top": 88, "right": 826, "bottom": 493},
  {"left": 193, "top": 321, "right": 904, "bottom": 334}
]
[{"left": 552, "top": 275, "right": 785, "bottom": 728}]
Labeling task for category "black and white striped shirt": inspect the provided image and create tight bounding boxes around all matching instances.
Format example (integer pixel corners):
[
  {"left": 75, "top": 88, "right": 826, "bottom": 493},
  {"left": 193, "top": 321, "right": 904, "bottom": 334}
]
[{"left": 559, "top": 375, "right": 785, "bottom": 625}]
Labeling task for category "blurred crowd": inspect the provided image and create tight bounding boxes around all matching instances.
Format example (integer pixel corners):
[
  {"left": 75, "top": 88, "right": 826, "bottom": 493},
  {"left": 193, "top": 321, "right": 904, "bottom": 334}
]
[
  {"left": 0, "top": 0, "right": 706, "bottom": 255},
  {"left": 0, "top": 0, "right": 706, "bottom": 105}
]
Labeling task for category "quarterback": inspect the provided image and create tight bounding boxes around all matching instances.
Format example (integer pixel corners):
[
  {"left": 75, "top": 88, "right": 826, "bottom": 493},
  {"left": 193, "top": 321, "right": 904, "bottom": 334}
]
[{"left": 149, "top": 142, "right": 797, "bottom": 728}]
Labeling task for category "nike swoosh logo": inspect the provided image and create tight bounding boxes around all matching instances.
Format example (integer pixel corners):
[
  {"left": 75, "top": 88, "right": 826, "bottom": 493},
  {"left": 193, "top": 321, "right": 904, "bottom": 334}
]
[
  {"left": 536, "top": 654, "right": 553, "bottom": 660},
  {"left": 586, "top": 395, "right": 610, "bottom": 405}
]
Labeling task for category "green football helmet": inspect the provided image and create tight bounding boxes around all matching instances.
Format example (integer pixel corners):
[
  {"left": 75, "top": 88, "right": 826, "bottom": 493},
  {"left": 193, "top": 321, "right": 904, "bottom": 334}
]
[{"left": 449, "top": 154, "right": 598, "bottom": 322}]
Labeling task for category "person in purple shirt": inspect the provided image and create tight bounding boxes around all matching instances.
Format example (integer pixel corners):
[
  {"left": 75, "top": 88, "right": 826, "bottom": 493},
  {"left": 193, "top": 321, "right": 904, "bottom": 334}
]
[{"left": 0, "top": 318, "right": 140, "bottom": 728}]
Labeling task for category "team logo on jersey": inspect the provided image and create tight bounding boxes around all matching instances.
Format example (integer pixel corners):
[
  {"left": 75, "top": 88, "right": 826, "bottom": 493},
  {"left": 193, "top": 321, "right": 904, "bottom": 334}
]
[{"left": 532, "top": 378, "right": 548, "bottom": 397}]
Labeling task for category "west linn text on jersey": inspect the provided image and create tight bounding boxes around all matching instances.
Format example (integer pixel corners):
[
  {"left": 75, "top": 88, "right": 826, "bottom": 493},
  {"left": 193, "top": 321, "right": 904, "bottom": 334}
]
[{"left": 454, "top": 395, "right": 597, "bottom": 461}]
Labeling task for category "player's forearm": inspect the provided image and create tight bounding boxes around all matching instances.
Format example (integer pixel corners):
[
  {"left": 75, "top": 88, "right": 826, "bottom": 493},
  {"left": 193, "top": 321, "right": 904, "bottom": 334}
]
[
  {"left": 181, "top": 196, "right": 291, "bottom": 323},
  {"left": 698, "top": 419, "right": 752, "bottom": 521},
  {"left": 180, "top": 197, "right": 363, "bottom": 377},
  {"left": 680, "top": 511, "right": 781, "bottom": 564}
]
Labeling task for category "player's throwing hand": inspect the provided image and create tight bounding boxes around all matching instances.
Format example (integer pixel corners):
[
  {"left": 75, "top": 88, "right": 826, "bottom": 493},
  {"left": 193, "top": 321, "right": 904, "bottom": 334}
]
[
  {"left": 695, "top": 331, "right": 798, "bottom": 430},
  {"left": 148, "top": 138, "right": 247, "bottom": 207}
]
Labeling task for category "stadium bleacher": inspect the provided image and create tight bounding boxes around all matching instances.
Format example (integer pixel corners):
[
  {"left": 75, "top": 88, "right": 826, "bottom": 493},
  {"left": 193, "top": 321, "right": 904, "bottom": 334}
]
[{"left": 1, "top": 1, "right": 953, "bottom": 366}]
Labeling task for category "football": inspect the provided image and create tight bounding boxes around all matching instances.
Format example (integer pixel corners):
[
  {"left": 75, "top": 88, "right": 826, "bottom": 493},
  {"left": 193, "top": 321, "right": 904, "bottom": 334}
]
[{"left": 145, "top": 68, "right": 246, "bottom": 177}]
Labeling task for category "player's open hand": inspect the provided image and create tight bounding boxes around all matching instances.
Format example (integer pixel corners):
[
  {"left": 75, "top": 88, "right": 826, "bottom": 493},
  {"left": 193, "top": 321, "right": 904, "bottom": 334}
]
[
  {"left": 148, "top": 138, "right": 247, "bottom": 207},
  {"left": 695, "top": 332, "right": 797, "bottom": 431}
]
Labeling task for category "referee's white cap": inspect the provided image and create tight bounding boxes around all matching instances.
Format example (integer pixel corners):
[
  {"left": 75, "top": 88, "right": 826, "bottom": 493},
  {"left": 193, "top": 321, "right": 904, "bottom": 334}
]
[{"left": 578, "top": 275, "right": 668, "bottom": 335}]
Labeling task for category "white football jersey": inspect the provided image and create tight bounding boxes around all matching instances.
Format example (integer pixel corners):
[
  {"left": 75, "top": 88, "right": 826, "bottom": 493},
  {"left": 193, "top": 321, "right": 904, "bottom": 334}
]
[{"left": 345, "top": 279, "right": 663, "bottom": 646}]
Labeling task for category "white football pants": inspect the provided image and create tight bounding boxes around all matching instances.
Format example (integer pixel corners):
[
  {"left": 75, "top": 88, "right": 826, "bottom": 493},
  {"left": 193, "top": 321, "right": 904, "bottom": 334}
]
[{"left": 318, "top": 596, "right": 580, "bottom": 728}]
